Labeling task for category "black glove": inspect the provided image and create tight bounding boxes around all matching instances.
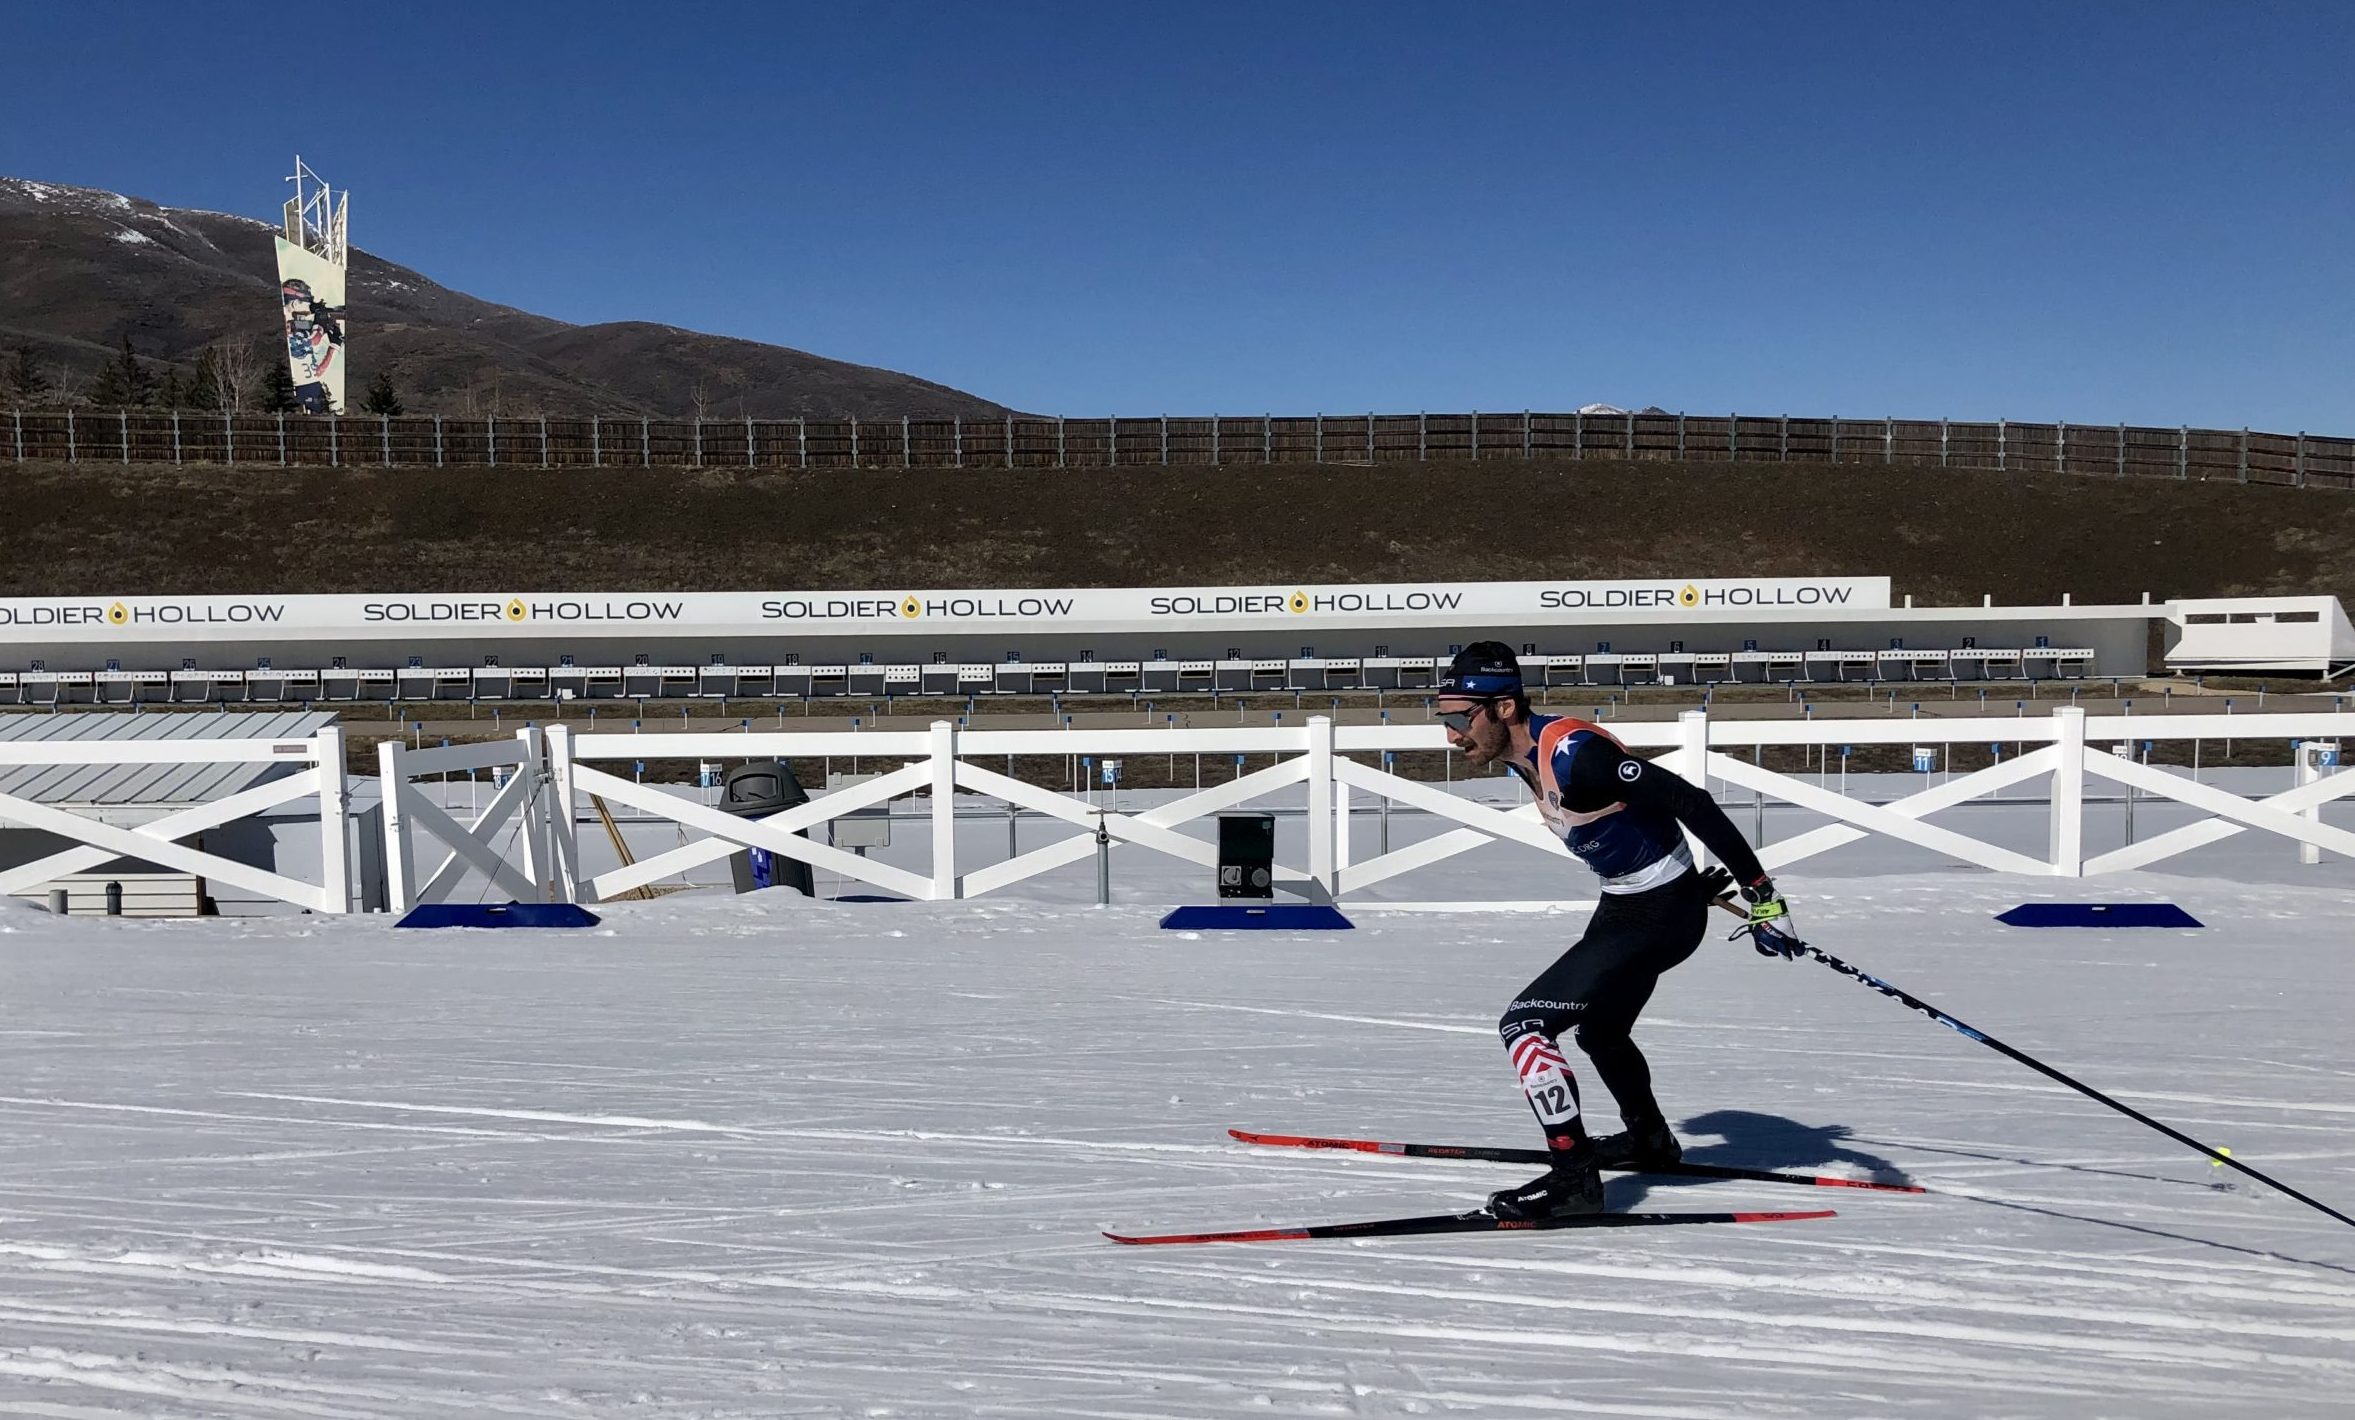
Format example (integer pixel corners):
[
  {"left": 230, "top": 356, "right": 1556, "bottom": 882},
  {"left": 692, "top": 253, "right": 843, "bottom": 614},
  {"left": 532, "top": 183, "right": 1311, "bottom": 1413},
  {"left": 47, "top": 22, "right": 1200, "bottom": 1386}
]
[{"left": 1729, "top": 876, "right": 1806, "bottom": 960}]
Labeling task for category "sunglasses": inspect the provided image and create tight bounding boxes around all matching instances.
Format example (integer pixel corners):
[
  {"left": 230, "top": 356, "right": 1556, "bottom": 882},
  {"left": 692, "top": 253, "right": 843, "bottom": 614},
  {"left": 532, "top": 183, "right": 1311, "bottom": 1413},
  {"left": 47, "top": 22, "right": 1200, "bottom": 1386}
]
[{"left": 1439, "top": 701, "right": 1497, "bottom": 734}]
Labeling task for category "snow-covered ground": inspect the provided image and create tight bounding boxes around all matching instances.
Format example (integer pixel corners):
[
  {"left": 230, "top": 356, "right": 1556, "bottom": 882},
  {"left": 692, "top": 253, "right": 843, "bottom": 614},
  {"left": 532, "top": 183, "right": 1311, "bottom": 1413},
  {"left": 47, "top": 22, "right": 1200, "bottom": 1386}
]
[{"left": 3, "top": 815, "right": 2353, "bottom": 1416}]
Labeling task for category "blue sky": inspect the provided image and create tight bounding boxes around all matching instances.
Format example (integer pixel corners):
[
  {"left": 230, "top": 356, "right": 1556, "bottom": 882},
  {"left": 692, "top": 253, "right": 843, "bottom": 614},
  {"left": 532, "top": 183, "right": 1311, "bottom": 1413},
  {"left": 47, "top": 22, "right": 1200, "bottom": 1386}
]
[{"left": 3, "top": 2, "right": 2348, "bottom": 428}]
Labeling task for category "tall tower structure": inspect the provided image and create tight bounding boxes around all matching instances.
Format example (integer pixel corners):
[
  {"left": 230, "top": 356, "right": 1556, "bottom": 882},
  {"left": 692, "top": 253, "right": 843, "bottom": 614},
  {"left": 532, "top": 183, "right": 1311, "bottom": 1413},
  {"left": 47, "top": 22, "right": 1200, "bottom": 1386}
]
[{"left": 274, "top": 157, "right": 349, "bottom": 415}]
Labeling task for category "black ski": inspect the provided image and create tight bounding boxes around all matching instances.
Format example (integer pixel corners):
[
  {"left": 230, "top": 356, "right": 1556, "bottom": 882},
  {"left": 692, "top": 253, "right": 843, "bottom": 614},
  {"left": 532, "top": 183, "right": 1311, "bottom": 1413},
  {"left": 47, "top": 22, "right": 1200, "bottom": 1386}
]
[
  {"left": 1230, "top": 1128, "right": 1925, "bottom": 1194},
  {"left": 1106, "top": 1205, "right": 1835, "bottom": 1246}
]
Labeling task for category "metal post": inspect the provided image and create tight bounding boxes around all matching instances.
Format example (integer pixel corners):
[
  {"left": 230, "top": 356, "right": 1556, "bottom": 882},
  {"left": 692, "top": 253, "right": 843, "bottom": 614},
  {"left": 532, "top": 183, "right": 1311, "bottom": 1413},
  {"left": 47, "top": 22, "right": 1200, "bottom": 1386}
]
[
  {"left": 641, "top": 416, "right": 650, "bottom": 468},
  {"left": 488, "top": 415, "right": 497, "bottom": 469},
  {"left": 1418, "top": 411, "right": 1426, "bottom": 461},
  {"left": 1940, "top": 418, "right": 1949, "bottom": 467},
  {"left": 118, "top": 409, "right": 129, "bottom": 465},
  {"left": 745, "top": 414, "right": 754, "bottom": 468},
  {"left": 1885, "top": 415, "right": 1893, "bottom": 464},
  {"left": 1263, "top": 412, "right": 1271, "bottom": 463},
  {"left": 2239, "top": 427, "right": 2248, "bottom": 483},
  {"left": 277, "top": 410, "right": 286, "bottom": 466},
  {"left": 1676, "top": 411, "right": 1685, "bottom": 457},
  {"left": 1366, "top": 411, "right": 1374, "bottom": 462},
  {"left": 2056, "top": 420, "right": 2065, "bottom": 474},
  {"left": 592, "top": 417, "right": 601, "bottom": 467},
  {"left": 1523, "top": 408, "right": 1532, "bottom": 460},
  {"left": 171, "top": 408, "right": 181, "bottom": 465},
  {"left": 1469, "top": 410, "right": 1478, "bottom": 461},
  {"left": 1094, "top": 812, "right": 1111, "bottom": 906},
  {"left": 434, "top": 414, "right": 444, "bottom": 468},
  {"left": 1997, "top": 418, "right": 2006, "bottom": 471},
  {"left": 2297, "top": 432, "right": 2308, "bottom": 488},
  {"left": 798, "top": 417, "right": 808, "bottom": 468},
  {"left": 953, "top": 415, "right": 962, "bottom": 469},
  {"left": 693, "top": 417, "right": 702, "bottom": 467},
  {"left": 1005, "top": 413, "right": 1014, "bottom": 469},
  {"left": 851, "top": 417, "right": 860, "bottom": 468},
  {"left": 1573, "top": 408, "right": 1582, "bottom": 460},
  {"left": 223, "top": 409, "right": 230, "bottom": 465},
  {"left": 902, "top": 414, "right": 910, "bottom": 469},
  {"left": 2116, "top": 421, "right": 2126, "bottom": 478},
  {"left": 1056, "top": 416, "right": 1065, "bottom": 468},
  {"left": 1211, "top": 414, "right": 1219, "bottom": 465},
  {"left": 1626, "top": 412, "right": 1635, "bottom": 459},
  {"left": 2178, "top": 425, "right": 2188, "bottom": 480},
  {"left": 10, "top": 408, "right": 19, "bottom": 463}
]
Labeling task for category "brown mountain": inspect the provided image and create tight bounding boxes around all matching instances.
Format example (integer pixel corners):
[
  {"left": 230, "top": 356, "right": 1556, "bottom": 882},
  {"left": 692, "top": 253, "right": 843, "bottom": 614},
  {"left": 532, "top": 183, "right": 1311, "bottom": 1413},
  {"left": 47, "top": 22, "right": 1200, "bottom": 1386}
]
[{"left": 0, "top": 176, "right": 1013, "bottom": 418}]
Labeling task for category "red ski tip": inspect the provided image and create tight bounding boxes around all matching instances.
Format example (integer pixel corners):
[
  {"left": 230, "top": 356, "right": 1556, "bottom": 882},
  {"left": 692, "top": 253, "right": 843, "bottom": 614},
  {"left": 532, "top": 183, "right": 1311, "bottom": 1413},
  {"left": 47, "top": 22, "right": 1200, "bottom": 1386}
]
[{"left": 1229, "top": 1129, "right": 1400, "bottom": 1154}]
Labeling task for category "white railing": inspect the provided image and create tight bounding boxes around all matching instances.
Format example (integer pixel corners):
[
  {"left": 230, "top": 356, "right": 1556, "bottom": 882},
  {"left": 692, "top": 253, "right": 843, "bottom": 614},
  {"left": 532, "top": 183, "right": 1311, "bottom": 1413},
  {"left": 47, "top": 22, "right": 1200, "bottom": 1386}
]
[
  {"left": 378, "top": 728, "right": 557, "bottom": 913},
  {"left": 0, "top": 727, "right": 351, "bottom": 913},
  {"left": 530, "top": 709, "right": 2355, "bottom": 906}
]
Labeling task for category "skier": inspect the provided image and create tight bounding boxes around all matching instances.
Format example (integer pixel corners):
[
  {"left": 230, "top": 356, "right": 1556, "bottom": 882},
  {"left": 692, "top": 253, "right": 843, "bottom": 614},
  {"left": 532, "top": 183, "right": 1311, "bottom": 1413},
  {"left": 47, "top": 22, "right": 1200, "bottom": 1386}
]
[{"left": 1434, "top": 641, "right": 1804, "bottom": 1220}]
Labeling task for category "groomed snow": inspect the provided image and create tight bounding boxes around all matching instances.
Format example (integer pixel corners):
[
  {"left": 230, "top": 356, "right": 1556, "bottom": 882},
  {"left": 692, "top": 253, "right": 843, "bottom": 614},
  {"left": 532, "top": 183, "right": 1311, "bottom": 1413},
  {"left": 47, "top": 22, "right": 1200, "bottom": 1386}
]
[{"left": 2, "top": 828, "right": 2353, "bottom": 1415}]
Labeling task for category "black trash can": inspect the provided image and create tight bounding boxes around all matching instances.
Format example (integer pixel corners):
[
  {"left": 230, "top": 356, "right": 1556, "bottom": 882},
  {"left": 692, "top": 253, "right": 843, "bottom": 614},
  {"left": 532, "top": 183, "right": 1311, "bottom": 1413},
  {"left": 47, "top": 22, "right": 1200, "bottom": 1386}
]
[
  {"left": 722, "top": 760, "right": 815, "bottom": 897},
  {"left": 1217, "top": 812, "right": 1275, "bottom": 899}
]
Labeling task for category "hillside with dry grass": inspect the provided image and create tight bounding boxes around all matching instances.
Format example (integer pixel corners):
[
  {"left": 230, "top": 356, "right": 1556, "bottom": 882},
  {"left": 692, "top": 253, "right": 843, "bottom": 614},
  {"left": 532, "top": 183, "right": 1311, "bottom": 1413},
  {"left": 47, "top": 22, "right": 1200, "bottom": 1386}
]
[{"left": 1, "top": 458, "right": 2347, "bottom": 607}]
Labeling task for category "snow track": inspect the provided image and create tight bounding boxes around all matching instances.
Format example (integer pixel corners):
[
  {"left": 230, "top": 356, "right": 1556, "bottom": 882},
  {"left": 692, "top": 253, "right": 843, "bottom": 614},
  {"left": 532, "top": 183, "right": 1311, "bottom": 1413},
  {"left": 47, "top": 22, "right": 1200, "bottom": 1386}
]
[{"left": 2, "top": 862, "right": 2352, "bottom": 1416}]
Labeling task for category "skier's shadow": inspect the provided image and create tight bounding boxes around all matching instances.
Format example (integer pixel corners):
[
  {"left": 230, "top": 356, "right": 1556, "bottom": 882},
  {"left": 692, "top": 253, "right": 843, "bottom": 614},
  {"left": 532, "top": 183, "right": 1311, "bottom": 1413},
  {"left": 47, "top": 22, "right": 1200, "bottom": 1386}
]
[{"left": 1604, "top": 1109, "right": 1913, "bottom": 1208}]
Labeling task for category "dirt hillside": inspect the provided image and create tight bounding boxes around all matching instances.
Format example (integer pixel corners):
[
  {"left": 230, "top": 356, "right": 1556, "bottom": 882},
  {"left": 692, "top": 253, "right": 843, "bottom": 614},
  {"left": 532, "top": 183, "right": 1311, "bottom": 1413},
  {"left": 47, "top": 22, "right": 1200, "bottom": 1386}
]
[{"left": 2, "top": 458, "right": 2346, "bottom": 607}]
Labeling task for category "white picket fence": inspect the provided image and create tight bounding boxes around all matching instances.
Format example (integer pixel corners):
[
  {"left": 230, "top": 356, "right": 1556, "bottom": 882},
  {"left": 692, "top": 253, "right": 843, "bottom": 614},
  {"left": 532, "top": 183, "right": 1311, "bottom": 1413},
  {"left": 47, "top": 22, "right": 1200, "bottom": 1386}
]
[
  {"left": 378, "top": 728, "right": 558, "bottom": 914},
  {"left": 531, "top": 709, "right": 2355, "bottom": 906},
  {"left": 0, "top": 726, "right": 351, "bottom": 913},
  {"left": 4, "top": 710, "right": 2345, "bottom": 917}
]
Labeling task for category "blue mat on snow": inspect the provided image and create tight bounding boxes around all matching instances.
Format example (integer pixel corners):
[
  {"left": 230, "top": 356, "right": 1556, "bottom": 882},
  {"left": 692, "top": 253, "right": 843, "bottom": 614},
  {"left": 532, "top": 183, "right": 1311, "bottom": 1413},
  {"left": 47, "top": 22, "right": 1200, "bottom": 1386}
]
[
  {"left": 1996, "top": 903, "right": 2202, "bottom": 929},
  {"left": 396, "top": 903, "right": 603, "bottom": 929},
  {"left": 1158, "top": 904, "right": 1354, "bottom": 931}
]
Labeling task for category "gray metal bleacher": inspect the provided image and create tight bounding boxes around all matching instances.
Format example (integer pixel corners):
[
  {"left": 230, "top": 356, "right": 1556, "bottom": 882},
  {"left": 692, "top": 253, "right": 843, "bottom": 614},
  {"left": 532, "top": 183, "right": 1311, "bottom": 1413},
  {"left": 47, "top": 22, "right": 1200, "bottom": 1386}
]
[{"left": 0, "top": 643, "right": 2105, "bottom": 705}]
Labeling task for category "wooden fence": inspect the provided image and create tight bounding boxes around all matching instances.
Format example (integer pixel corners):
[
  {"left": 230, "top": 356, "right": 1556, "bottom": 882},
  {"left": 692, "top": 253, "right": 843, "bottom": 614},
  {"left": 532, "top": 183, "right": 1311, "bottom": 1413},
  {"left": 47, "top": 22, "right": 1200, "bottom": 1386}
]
[{"left": 5, "top": 408, "right": 2349, "bottom": 489}]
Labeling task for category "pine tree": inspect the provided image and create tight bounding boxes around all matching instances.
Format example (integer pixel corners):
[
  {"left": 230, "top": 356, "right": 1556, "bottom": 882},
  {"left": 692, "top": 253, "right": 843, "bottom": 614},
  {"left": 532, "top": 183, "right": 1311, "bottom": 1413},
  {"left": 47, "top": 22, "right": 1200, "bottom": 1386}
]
[
  {"left": 88, "top": 337, "right": 157, "bottom": 408},
  {"left": 184, "top": 348, "right": 221, "bottom": 411},
  {"left": 158, "top": 369, "right": 184, "bottom": 409},
  {"left": 261, "top": 356, "right": 299, "bottom": 414},
  {"left": 3, "top": 347, "right": 49, "bottom": 405},
  {"left": 359, "top": 369, "right": 404, "bottom": 416}
]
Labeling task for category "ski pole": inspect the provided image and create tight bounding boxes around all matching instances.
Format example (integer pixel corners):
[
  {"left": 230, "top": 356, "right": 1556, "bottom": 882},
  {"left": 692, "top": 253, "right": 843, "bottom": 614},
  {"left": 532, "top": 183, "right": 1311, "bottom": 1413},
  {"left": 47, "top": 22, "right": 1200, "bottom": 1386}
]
[{"left": 1708, "top": 894, "right": 2355, "bottom": 1232}]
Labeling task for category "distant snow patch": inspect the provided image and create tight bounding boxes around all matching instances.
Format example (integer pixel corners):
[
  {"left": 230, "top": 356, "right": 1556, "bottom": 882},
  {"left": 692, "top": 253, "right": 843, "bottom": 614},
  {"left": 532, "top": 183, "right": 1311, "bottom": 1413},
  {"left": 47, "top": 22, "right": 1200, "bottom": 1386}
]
[{"left": 112, "top": 227, "right": 153, "bottom": 246}]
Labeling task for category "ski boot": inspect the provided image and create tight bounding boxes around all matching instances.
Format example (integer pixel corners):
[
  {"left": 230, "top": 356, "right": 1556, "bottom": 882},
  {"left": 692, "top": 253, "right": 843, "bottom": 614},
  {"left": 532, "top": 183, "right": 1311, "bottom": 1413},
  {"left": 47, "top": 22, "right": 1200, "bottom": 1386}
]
[
  {"left": 1587, "top": 1116, "right": 1682, "bottom": 1171},
  {"left": 1486, "top": 1149, "right": 1605, "bottom": 1221}
]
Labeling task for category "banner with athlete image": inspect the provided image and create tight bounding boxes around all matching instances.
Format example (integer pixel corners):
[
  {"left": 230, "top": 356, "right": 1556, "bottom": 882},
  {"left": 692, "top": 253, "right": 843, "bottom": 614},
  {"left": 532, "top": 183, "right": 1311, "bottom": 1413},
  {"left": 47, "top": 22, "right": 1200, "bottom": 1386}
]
[{"left": 272, "top": 236, "right": 347, "bottom": 415}]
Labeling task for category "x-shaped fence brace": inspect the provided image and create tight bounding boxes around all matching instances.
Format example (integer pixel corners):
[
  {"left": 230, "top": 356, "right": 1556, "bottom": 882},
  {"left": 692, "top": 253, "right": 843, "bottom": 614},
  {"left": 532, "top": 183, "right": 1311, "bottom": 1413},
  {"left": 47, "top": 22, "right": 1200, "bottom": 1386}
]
[{"left": 380, "top": 732, "right": 561, "bottom": 910}]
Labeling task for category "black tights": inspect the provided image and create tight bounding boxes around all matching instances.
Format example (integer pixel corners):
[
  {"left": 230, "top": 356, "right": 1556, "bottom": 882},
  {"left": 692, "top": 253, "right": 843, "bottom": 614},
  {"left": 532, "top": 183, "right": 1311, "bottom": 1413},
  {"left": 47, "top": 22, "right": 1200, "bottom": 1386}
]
[{"left": 1498, "top": 871, "right": 1709, "bottom": 1141}]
